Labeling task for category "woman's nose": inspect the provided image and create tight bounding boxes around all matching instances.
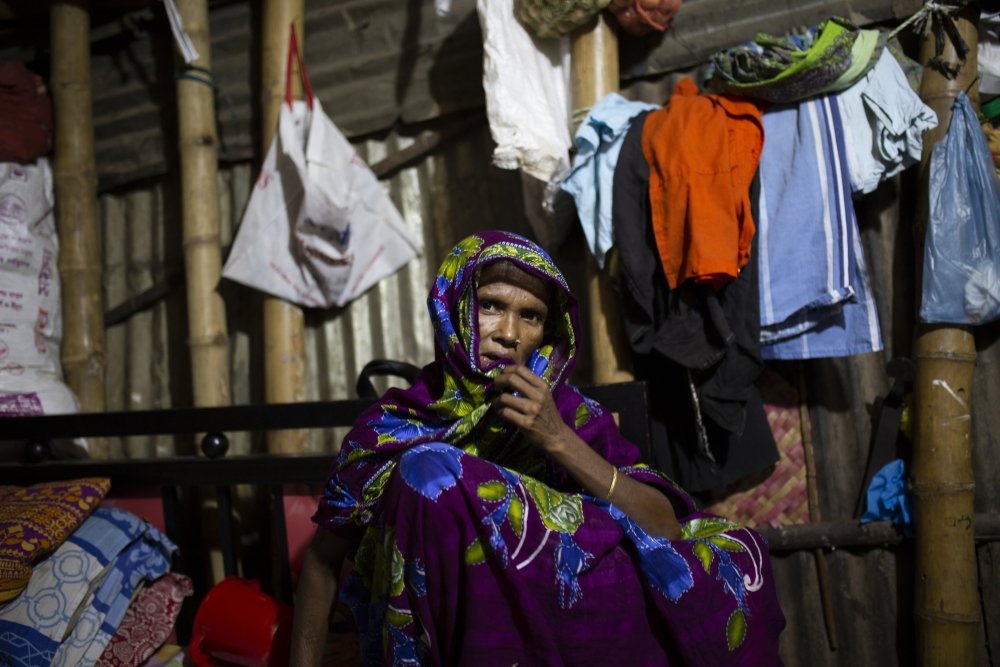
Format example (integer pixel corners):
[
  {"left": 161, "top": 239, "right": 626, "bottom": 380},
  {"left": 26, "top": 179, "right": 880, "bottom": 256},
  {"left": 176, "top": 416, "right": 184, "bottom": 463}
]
[{"left": 494, "top": 314, "right": 518, "bottom": 346}]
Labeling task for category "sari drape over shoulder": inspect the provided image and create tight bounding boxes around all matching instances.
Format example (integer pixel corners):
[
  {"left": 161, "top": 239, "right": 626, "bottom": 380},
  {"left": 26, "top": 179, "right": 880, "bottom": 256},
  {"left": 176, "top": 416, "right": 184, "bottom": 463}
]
[{"left": 314, "top": 231, "right": 785, "bottom": 666}]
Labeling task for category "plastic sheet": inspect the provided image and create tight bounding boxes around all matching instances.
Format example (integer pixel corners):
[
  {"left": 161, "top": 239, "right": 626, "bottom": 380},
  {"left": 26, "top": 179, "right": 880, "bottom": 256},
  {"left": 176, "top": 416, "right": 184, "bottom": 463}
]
[{"left": 920, "top": 92, "right": 1000, "bottom": 325}]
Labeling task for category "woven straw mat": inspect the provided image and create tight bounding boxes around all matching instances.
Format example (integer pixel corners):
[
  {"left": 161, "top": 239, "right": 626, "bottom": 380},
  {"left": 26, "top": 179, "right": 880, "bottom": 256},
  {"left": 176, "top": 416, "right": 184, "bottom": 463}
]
[{"left": 703, "top": 367, "right": 810, "bottom": 528}]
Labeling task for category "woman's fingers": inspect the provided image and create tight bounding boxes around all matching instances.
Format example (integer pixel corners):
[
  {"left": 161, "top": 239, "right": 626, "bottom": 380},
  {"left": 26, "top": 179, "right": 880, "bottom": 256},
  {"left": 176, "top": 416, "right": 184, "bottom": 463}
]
[
  {"left": 494, "top": 364, "right": 546, "bottom": 397},
  {"left": 495, "top": 392, "right": 561, "bottom": 443},
  {"left": 493, "top": 391, "right": 537, "bottom": 418},
  {"left": 492, "top": 365, "right": 570, "bottom": 451}
]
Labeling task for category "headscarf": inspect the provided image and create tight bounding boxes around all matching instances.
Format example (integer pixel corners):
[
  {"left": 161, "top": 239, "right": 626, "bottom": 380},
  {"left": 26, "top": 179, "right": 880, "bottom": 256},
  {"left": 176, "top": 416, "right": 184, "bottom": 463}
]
[{"left": 314, "top": 230, "right": 673, "bottom": 533}]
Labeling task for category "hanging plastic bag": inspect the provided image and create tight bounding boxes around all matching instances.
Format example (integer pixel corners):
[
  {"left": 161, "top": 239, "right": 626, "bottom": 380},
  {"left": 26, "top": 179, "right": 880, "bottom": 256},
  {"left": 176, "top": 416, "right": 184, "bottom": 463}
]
[
  {"left": 920, "top": 92, "right": 1000, "bottom": 325},
  {"left": 222, "top": 26, "right": 421, "bottom": 308}
]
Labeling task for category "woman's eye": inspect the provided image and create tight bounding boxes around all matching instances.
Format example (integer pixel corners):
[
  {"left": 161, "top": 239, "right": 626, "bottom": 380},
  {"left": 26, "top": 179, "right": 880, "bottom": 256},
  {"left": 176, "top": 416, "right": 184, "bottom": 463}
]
[
  {"left": 522, "top": 311, "right": 542, "bottom": 323},
  {"left": 480, "top": 300, "right": 496, "bottom": 312}
]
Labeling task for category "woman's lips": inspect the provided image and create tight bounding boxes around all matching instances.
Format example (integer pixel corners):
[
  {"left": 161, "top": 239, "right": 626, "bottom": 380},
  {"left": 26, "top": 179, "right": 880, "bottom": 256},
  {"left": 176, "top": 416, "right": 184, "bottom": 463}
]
[{"left": 480, "top": 352, "right": 513, "bottom": 367}]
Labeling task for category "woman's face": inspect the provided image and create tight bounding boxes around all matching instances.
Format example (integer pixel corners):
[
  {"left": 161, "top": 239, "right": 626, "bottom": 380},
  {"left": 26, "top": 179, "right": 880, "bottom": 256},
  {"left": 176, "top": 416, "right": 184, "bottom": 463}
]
[{"left": 476, "top": 269, "right": 550, "bottom": 368}]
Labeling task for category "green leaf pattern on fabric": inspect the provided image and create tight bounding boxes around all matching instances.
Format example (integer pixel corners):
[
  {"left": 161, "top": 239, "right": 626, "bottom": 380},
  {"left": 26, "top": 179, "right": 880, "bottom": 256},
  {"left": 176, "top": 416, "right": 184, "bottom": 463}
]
[
  {"left": 477, "top": 481, "right": 508, "bottom": 502},
  {"left": 520, "top": 476, "right": 583, "bottom": 533},
  {"left": 692, "top": 540, "right": 714, "bottom": 573},
  {"left": 681, "top": 516, "right": 742, "bottom": 540},
  {"left": 680, "top": 516, "right": 751, "bottom": 575},
  {"left": 448, "top": 404, "right": 491, "bottom": 449},
  {"left": 478, "top": 244, "right": 559, "bottom": 279},
  {"left": 387, "top": 530, "right": 406, "bottom": 598},
  {"left": 362, "top": 462, "right": 396, "bottom": 510},
  {"left": 344, "top": 443, "right": 375, "bottom": 464},
  {"left": 465, "top": 537, "right": 487, "bottom": 566},
  {"left": 679, "top": 515, "right": 766, "bottom": 652},
  {"left": 708, "top": 534, "right": 746, "bottom": 552},
  {"left": 508, "top": 497, "right": 524, "bottom": 538},
  {"left": 467, "top": 472, "right": 583, "bottom": 573},
  {"left": 727, "top": 609, "right": 747, "bottom": 650},
  {"left": 362, "top": 526, "right": 400, "bottom": 599},
  {"left": 438, "top": 235, "right": 484, "bottom": 284},
  {"left": 574, "top": 401, "right": 590, "bottom": 430},
  {"left": 428, "top": 374, "right": 479, "bottom": 423}
]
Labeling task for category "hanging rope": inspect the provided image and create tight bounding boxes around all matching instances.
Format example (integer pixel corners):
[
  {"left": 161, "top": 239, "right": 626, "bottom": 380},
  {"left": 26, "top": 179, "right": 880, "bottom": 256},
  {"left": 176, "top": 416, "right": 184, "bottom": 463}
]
[{"left": 888, "top": 0, "right": 973, "bottom": 78}]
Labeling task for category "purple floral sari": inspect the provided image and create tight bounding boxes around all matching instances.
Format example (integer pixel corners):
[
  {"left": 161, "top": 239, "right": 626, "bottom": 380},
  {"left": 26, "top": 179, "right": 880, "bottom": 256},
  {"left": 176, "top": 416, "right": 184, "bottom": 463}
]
[{"left": 314, "top": 231, "right": 785, "bottom": 666}]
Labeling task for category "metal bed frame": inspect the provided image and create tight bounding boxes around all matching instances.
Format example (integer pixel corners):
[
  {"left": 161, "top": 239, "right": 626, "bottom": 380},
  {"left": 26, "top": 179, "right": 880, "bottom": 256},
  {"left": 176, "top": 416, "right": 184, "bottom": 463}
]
[{"left": 0, "top": 381, "right": 652, "bottom": 642}]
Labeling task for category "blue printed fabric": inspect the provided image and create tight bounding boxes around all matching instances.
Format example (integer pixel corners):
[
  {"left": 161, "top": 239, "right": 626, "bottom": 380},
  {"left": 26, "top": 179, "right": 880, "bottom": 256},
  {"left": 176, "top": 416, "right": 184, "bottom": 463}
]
[
  {"left": 756, "top": 95, "right": 883, "bottom": 359},
  {"left": 0, "top": 506, "right": 176, "bottom": 667}
]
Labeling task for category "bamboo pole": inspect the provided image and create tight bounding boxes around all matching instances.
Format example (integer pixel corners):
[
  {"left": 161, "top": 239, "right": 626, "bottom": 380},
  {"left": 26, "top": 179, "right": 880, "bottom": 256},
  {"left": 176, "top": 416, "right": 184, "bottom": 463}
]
[
  {"left": 174, "top": 8, "right": 234, "bottom": 585},
  {"left": 757, "top": 513, "right": 1000, "bottom": 551},
  {"left": 126, "top": 190, "right": 155, "bottom": 458},
  {"left": 912, "top": 5, "right": 980, "bottom": 665},
  {"left": 571, "top": 14, "right": 634, "bottom": 384},
  {"left": 261, "top": 1, "right": 307, "bottom": 453},
  {"left": 175, "top": 0, "right": 231, "bottom": 410},
  {"left": 51, "top": 0, "right": 107, "bottom": 457},
  {"left": 102, "top": 197, "right": 125, "bottom": 458}
]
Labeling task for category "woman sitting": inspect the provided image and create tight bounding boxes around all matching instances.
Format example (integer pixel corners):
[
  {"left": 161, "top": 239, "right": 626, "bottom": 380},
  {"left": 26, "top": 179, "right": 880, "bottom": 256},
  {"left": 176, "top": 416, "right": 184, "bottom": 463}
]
[{"left": 292, "top": 231, "right": 785, "bottom": 666}]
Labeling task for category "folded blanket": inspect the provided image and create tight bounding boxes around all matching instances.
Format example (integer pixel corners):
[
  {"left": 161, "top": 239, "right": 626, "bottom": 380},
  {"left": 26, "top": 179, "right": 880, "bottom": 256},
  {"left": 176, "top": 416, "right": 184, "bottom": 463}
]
[
  {"left": 0, "top": 505, "right": 176, "bottom": 667},
  {"left": 0, "top": 477, "right": 110, "bottom": 606},
  {"left": 97, "top": 572, "right": 193, "bottom": 667}
]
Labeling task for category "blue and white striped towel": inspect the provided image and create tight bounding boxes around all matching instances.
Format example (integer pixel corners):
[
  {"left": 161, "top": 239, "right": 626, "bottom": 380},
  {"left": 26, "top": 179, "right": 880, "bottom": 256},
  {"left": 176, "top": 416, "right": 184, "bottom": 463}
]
[{"left": 756, "top": 95, "right": 882, "bottom": 359}]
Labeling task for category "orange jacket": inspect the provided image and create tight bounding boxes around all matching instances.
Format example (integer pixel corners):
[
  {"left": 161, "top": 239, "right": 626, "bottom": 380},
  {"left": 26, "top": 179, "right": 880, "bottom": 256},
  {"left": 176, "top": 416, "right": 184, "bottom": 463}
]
[{"left": 641, "top": 78, "right": 764, "bottom": 290}]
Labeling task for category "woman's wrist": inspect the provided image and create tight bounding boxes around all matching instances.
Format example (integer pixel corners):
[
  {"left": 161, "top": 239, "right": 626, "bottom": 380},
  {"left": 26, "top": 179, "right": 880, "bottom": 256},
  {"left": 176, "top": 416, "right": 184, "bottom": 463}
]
[{"left": 539, "top": 423, "right": 577, "bottom": 456}]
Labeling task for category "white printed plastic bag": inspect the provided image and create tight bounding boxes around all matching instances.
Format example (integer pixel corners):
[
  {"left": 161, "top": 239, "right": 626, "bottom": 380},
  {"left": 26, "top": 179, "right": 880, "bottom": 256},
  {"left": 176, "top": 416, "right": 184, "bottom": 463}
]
[{"left": 223, "top": 27, "right": 421, "bottom": 308}]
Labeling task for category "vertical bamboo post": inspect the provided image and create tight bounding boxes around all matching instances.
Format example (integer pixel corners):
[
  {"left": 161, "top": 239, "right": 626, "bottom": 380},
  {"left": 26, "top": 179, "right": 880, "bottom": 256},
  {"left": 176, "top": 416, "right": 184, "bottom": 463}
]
[
  {"left": 261, "top": 1, "right": 307, "bottom": 453},
  {"left": 912, "top": 6, "right": 980, "bottom": 665},
  {"left": 571, "top": 13, "right": 634, "bottom": 384},
  {"left": 102, "top": 197, "right": 124, "bottom": 457},
  {"left": 51, "top": 0, "right": 107, "bottom": 457},
  {"left": 126, "top": 191, "right": 155, "bottom": 458},
  {"left": 175, "top": 0, "right": 231, "bottom": 410}
]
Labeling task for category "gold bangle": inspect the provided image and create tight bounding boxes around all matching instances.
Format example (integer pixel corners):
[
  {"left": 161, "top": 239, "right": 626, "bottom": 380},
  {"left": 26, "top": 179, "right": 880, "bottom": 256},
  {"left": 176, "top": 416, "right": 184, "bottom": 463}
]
[{"left": 606, "top": 466, "right": 619, "bottom": 501}]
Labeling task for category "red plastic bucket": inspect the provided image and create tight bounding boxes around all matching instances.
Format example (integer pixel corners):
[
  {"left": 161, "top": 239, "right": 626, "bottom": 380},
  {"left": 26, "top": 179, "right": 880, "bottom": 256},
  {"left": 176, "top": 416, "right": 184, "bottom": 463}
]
[{"left": 188, "top": 577, "right": 293, "bottom": 667}]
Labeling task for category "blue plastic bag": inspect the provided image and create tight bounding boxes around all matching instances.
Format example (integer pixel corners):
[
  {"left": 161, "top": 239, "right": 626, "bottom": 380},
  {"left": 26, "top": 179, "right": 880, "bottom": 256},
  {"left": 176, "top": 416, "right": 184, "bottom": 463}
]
[
  {"left": 920, "top": 93, "right": 1000, "bottom": 325},
  {"left": 860, "top": 459, "right": 913, "bottom": 537}
]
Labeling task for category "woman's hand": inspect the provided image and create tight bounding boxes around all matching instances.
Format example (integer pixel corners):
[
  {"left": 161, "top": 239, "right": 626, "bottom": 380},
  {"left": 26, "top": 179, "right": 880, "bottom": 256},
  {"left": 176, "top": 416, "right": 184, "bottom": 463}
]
[
  {"left": 492, "top": 364, "right": 681, "bottom": 539},
  {"left": 491, "top": 364, "right": 573, "bottom": 453}
]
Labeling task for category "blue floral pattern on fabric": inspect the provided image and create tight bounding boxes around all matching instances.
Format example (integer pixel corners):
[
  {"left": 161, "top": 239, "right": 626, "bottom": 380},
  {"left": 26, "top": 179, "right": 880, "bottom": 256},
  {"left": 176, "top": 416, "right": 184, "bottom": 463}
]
[
  {"left": 480, "top": 479, "right": 517, "bottom": 568},
  {"left": 555, "top": 532, "right": 594, "bottom": 609},
  {"left": 399, "top": 443, "right": 464, "bottom": 501},
  {"left": 387, "top": 624, "right": 422, "bottom": 666},
  {"left": 603, "top": 504, "right": 694, "bottom": 603},
  {"left": 712, "top": 544, "right": 749, "bottom": 610},
  {"left": 372, "top": 411, "right": 442, "bottom": 446}
]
